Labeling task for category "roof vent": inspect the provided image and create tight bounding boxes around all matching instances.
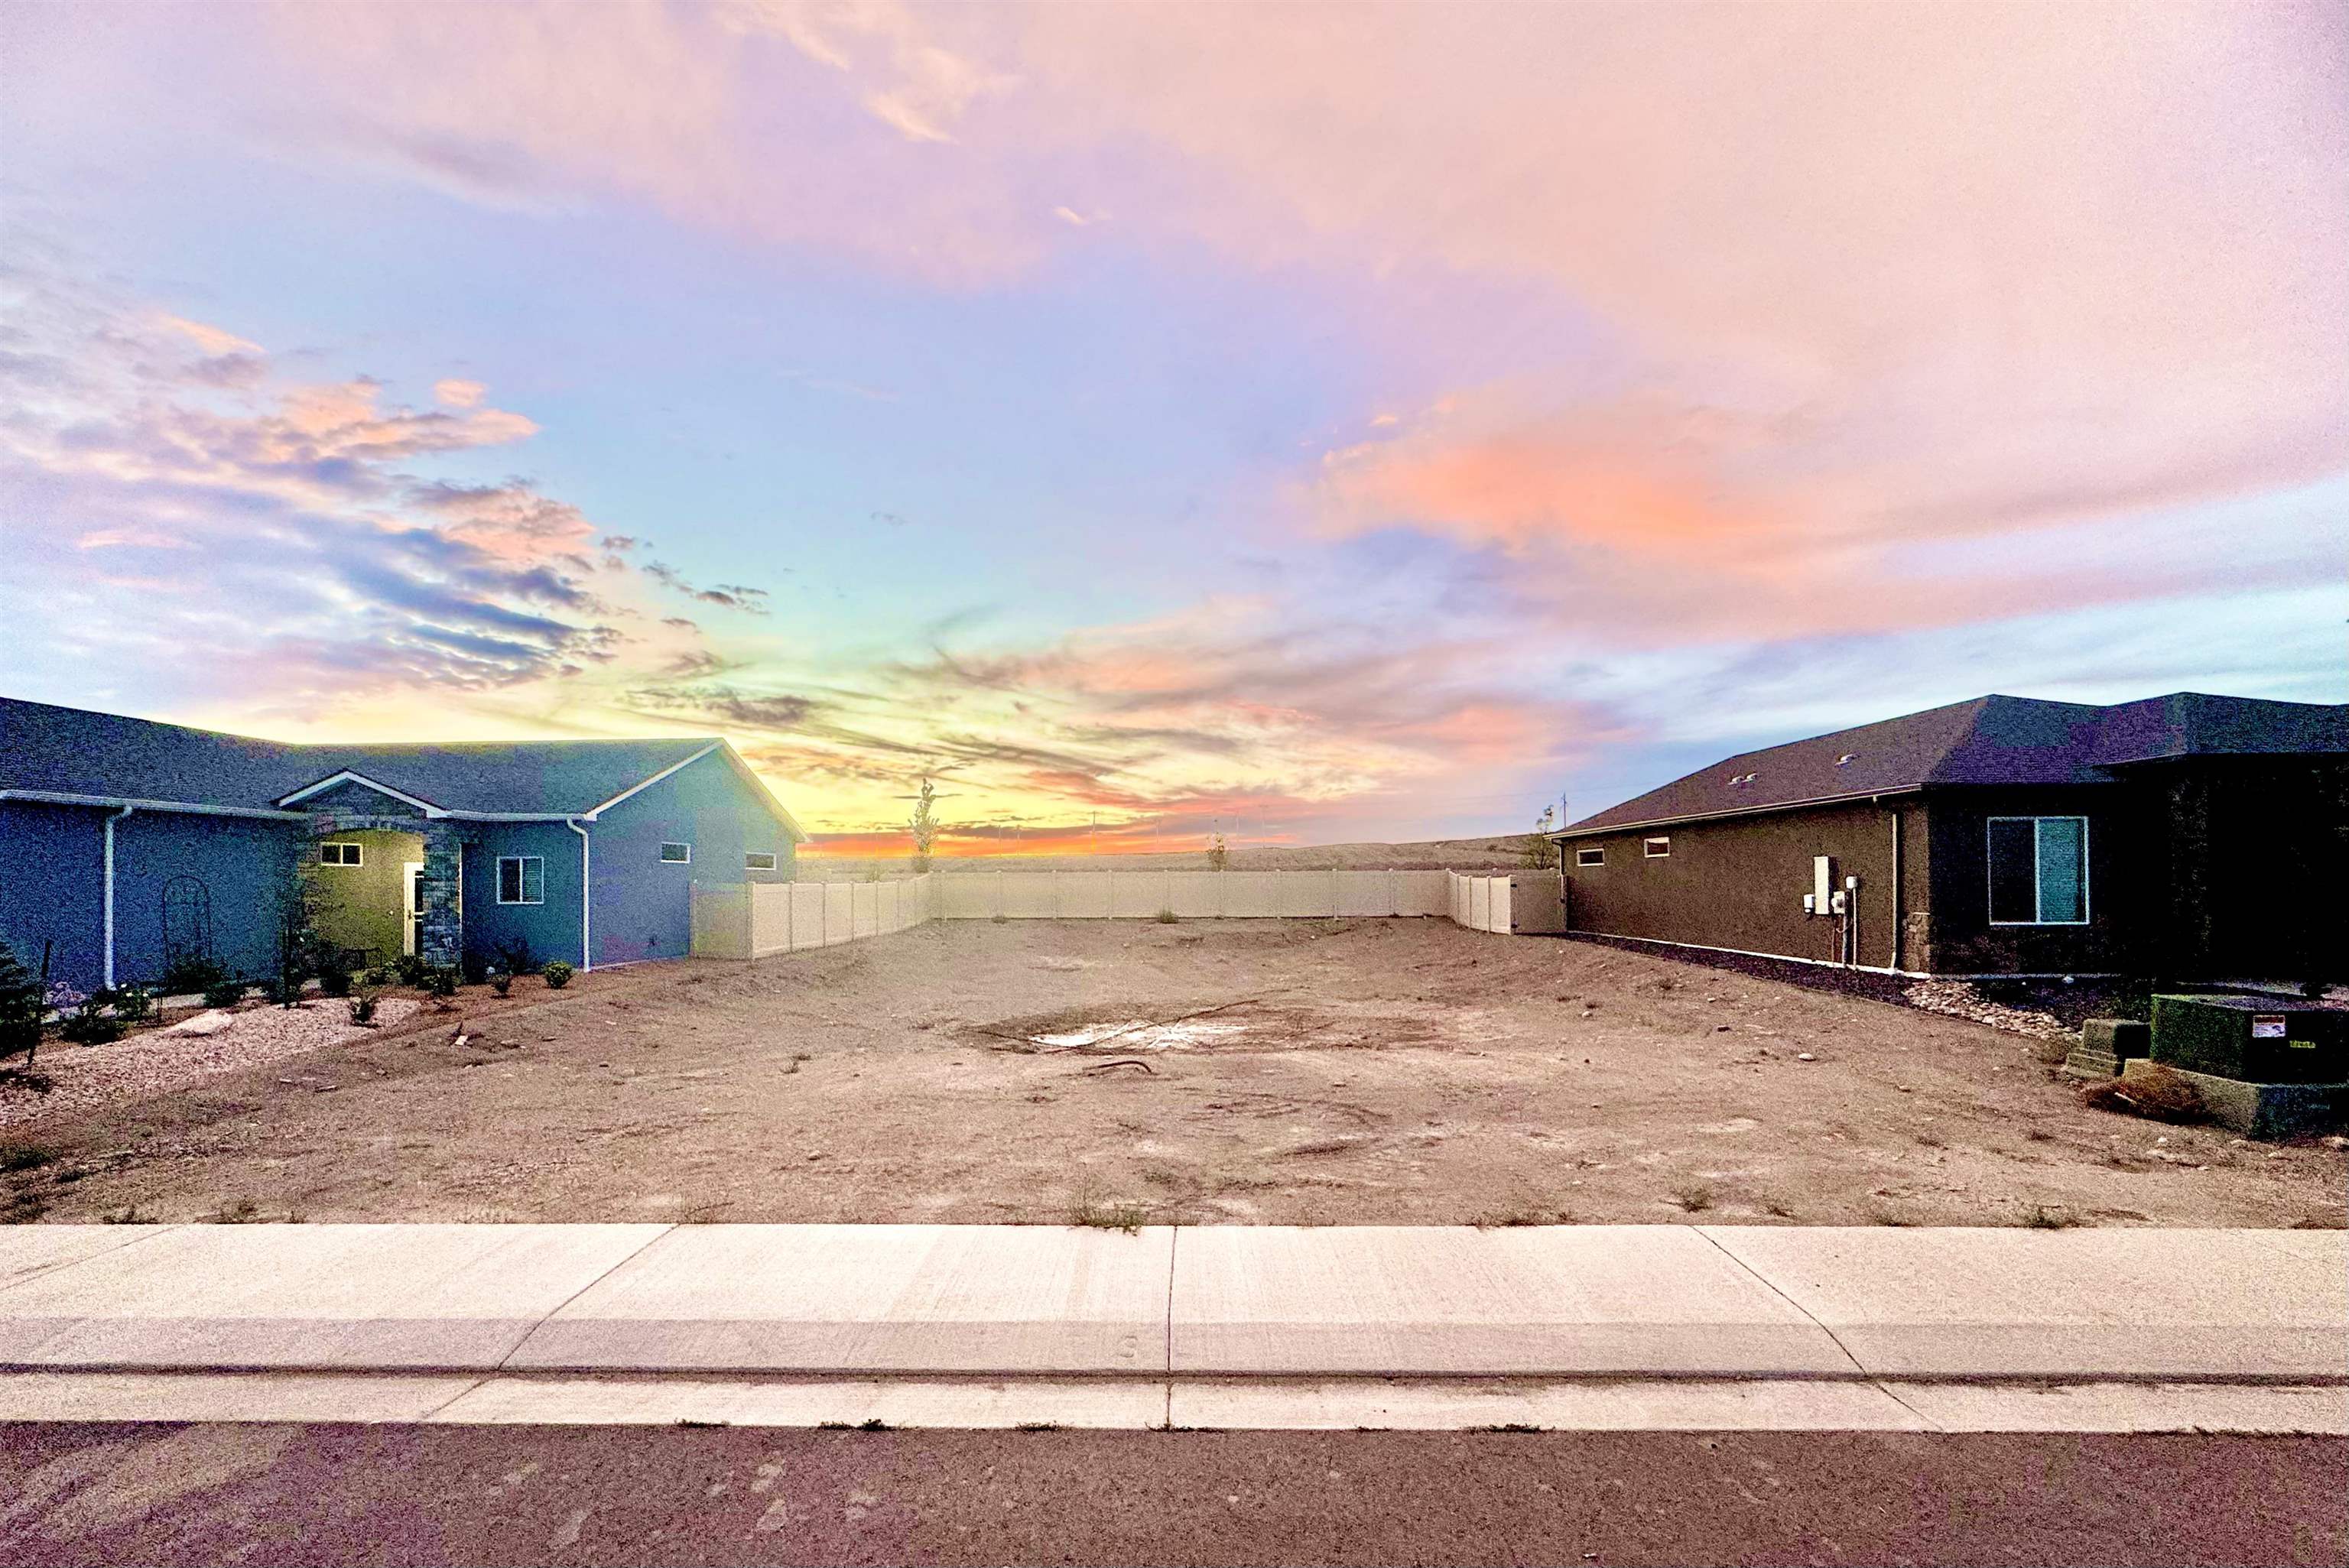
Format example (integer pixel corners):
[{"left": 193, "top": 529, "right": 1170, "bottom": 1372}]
[{"left": 1834, "top": 753, "right": 1856, "bottom": 766}]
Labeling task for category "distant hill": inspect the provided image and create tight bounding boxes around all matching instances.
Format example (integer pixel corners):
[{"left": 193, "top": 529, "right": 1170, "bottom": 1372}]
[{"left": 802, "top": 834, "right": 1551, "bottom": 880}]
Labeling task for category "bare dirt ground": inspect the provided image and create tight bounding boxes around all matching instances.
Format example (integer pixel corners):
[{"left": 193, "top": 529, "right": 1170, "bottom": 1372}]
[{"left": 4, "top": 920, "right": 2341, "bottom": 1229}]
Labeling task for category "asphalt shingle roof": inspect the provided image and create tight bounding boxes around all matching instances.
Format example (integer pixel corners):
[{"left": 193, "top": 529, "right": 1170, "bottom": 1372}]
[
  {"left": 1559, "top": 692, "right": 2349, "bottom": 836},
  {"left": 0, "top": 698, "right": 793, "bottom": 829}
]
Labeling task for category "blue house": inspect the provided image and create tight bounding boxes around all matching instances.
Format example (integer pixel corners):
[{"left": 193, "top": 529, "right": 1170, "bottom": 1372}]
[{"left": 0, "top": 699, "right": 805, "bottom": 991}]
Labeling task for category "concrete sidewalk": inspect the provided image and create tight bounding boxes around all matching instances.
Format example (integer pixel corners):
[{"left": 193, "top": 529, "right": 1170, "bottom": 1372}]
[{"left": 0, "top": 1224, "right": 2340, "bottom": 1430}]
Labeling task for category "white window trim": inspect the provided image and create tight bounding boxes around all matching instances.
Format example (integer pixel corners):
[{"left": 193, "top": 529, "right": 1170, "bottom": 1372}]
[
  {"left": 1642, "top": 836, "right": 1671, "bottom": 859},
  {"left": 1987, "top": 815, "right": 2090, "bottom": 927},
  {"left": 659, "top": 842, "right": 692, "bottom": 865},
  {"left": 744, "top": 851, "right": 778, "bottom": 871},
  {"left": 497, "top": 854, "right": 545, "bottom": 906},
  {"left": 319, "top": 841, "right": 363, "bottom": 868},
  {"left": 1575, "top": 847, "right": 1604, "bottom": 867}
]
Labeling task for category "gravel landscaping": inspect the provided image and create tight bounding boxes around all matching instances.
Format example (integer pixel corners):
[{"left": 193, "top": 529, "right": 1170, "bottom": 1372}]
[{"left": 0, "top": 999, "right": 424, "bottom": 1135}]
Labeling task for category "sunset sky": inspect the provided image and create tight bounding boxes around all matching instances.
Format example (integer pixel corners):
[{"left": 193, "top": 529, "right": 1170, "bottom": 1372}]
[{"left": 3, "top": 2, "right": 2342, "bottom": 855}]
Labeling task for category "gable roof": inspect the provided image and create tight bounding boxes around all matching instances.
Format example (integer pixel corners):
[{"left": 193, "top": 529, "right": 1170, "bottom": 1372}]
[
  {"left": 0, "top": 698, "right": 804, "bottom": 839},
  {"left": 1558, "top": 692, "right": 2349, "bottom": 838}
]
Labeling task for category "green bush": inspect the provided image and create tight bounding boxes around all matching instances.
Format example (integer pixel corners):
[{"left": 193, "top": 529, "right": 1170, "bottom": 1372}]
[
  {"left": 421, "top": 966, "right": 460, "bottom": 1000},
  {"left": 317, "top": 966, "right": 353, "bottom": 999},
  {"left": 58, "top": 1002, "right": 125, "bottom": 1045},
  {"left": 346, "top": 988, "right": 381, "bottom": 1026},
  {"left": 489, "top": 969, "right": 513, "bottom": 997},
  {"left": 159, "top": 954, "right": 227, "bottom": 996},
  {"left": 109, "top": 984, "right": 154, "bottom": 1025},
  {"left": 392, "top": 953, "right": 427, "bottom": 988},
  {"left": 459, "top": 950, "right": 489, "bottom": 986},
  {"left": 492, "top": 939, "right": 540, "bottom": 976},
  {"left": 201, "top": 978, "right": 249, "bottom": 1009},
  {"left": 0, "top": 940, "right": 42, "bottom": 1069},
  {"left": 541, "top": 961, "right": 574, "bottom": 990}
]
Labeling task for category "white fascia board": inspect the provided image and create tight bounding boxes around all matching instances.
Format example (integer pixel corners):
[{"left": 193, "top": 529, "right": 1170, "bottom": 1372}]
[
  {"left": 1551, "top": 785, "right": 1925, "bottom": 839},
  {"left": 584, "top": 742, "right": 808, "bottom": 842},
  {"left": 0, "top": 789, "right": 309, "bottom": 822},
  {"left": 275, "top": 771, "right": 448, "bottom": 817}
]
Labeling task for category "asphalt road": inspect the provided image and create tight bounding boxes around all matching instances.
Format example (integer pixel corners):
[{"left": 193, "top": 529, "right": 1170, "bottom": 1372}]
[{"left": 0, "top": 1422, "right": 2340, "bottom": 1566}]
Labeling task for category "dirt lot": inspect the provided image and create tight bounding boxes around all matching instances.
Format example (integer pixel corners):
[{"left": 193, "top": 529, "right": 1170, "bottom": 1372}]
[{"left": 5, "top": 920, "right": 2342, "bottom": 1229}]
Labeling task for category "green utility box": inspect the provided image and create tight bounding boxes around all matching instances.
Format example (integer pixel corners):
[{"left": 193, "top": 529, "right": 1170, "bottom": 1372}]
[{"left": 2149, "top": 994, "right": 2348, "bottom": 1086}]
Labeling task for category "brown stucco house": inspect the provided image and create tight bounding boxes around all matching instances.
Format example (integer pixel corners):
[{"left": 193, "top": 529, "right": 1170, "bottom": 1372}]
[{"left": 1549, "top": 693, "right": 2347, "bottom": 982}]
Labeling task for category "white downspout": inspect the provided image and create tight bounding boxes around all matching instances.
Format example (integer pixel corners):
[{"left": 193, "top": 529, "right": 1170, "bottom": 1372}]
[
  {"left": 102, "top": 805, "right": 134, "bottom": 989},
  {"left": 567, "top": 817, "right": 593, "bottom": 972}
]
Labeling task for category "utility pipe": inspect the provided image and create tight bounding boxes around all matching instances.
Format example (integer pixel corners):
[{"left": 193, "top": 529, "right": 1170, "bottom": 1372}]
[
  {"left": 1888, "top": 808, "right": 1904, "bottom": 972},
  {"left": 102, "top": 805, "right": 134, "bottom": 989},
  {"left": 566, "top": 817, "right": 593, "bottom": 972}
]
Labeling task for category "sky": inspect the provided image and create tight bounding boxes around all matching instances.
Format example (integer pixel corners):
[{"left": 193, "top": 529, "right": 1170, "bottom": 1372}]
[{"left": 2, "top": 2, "right": 2343, "bottom": 856}]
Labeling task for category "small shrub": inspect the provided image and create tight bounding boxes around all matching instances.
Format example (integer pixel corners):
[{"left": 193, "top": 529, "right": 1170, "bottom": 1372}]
[
  {"left": 459, "top": 950, "right": 489, "bottom": 987},
  {"left": 1668, "top": 1182, "right": 1715, "bottom": 1213},
  {"left": 109, "top": 985, "right": 154, "bottom": 1025},
  {"left": 421, "top": 966, "right": 460, "bottom": 1007},
  {"left": 492, "top": 939, "right": 539, "bottom": 976},
  {"left": 254, "top": 978, "right": 285, "bottom": 1005},
  {"left": 57, "top": 1005, "right": 125, "bottom": 1046},
  {"left": 392, "top": 953, "right": 428, "bottom": 988},
  {"left": 541, "top": 961, "right": 575, "bottom": 990},
  {"left": 101, "top": 1205, "right": 154, "bottom": 1225},
  {"left": 316, "top": 965, "right": 353, "bottom": 999},
  {"left": 346, "top": 987, "right": 382, "bottom": 1026},
  {"left": 205, "top": 1198, "right": 263, "bottom": 1224},
  {"left": 159, "top": 954, "right": 228, "bottom": 996},
  {"left": 201, "top": 978, "right": 249, "bottom": 1009},
  {"left": 0, "top": 940, "right": 43, "bottom": 1069},
  {"left": 1154, "top": 908, "right": 1180, "bottom": 924},
  {"left": 1066, "top": 1192, "right": 1148, "bottom": 1232},
  {"left": 489, "top": 969, "right": 513, "bottom": 998},
  {"left": 2080, "top": 1064, "right": 2206, "bottom": 1125},
  {"left": 2021, "top": 1203, "right": 2080, "bottom": 1230},
  {"left": 0, "top": 1144, "right": 57, "bottom": 1174}
]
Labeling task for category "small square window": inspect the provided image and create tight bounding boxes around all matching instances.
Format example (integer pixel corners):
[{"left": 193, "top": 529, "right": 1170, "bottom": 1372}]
[
  {"left": 1988, "top": 816, "right": 2087, "bottom": 925},
  {"left": 659, "top": 842, "right": 692, "bottom": 864},
  {"left": 1575, "top": 846, "right": 1604, "bottom": 867},
  {"left": 744, "top": 852, "right": 778, "bottom": 872},
  {"left": 318, "top": 842, "right": 362, "bottom": 867},
  {"left": 497, "top": 855, "right": 544, "bottom": 905},
  {"left": 1642, "top": 837, "right": 1671, "bottom": 858}
]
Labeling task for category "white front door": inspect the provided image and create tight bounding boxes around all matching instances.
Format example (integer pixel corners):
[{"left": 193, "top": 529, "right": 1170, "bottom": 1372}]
[{"left": 402, "top": 861, "right": 424, "bottom": 956}]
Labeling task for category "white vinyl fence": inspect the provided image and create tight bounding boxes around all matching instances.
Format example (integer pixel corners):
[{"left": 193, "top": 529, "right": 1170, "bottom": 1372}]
[{"left": 691, "top": 867, "right": 1563, "bottom": 959}]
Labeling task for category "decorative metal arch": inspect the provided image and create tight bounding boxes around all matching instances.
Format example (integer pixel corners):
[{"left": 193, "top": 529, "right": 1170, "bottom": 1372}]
[{"left": 161, "top": 875, "right": 213, "bottom": 970}]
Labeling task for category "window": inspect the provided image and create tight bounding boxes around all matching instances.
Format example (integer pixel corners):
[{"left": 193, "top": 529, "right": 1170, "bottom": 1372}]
[
  {"left": 318, "top": 842, "right": 362, "bottom": 867},
  {"left": 1987, "top": 816, "right": 2087, "bottom": 925},
  {"left": 1642, "top": 837, "right": 1671, "bottom": 859},
  {"left": 744, "top": 851, "right": 778, "bottom": 872},
  {"left": 497, "top": 855, "right": 544, "bottom": 905},
  {"left": 1575, "top": 846, "right": 1604, "bottom": 868},
  {"left": 659, "top": 842, "right": 691, "bottom": 864}
]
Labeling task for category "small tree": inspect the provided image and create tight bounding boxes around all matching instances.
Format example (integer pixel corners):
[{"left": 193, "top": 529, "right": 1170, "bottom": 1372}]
[
  {"left": 1205, "top": 832, "right": 1229, "bottom": 872},
  {"left": 272, "top": 861, "right": 329, "bottom": 1008},
  {"left": 908, "top": 775, "right": 940, "bottom": 872},
  {"left": 0, "top": 938, "right": 44, "bottom": 1071}
]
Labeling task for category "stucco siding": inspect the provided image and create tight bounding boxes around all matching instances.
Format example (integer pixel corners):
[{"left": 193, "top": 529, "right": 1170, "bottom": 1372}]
[
  {"left": 461, "top": 823, "right": 587, "bottom": 971},
  {"left": 1918, "top": 787, "right": 2122, "bottom": 974},
  {"left": 1563, "top": 800, "right": 1918, "bottom": 970},
  {"left": 0, "top": 800, "right": 106, "bottom": 989},
  {"left": 306, "top": 829, "right": 423, "bottom": 965},
  {"left": 113, "top": 812, "right": 301, "bottom": 986},
  {"left": 587, "top": 755, "right": 794, "bottom": 968}
]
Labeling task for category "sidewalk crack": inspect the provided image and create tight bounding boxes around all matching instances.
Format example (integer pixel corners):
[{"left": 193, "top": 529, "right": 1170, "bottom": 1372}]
[
  {"left": 1162, "top": 1224, "right": 1178, "bottom": 1430},
  {"left": 492, "top": 1224, "right": 675, "bottom": 1371},
  {"left": 1692, "top": 1226, "right": 1871, "bottom": 1376}
]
